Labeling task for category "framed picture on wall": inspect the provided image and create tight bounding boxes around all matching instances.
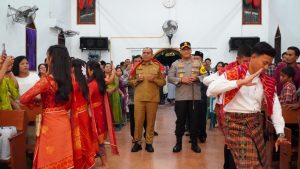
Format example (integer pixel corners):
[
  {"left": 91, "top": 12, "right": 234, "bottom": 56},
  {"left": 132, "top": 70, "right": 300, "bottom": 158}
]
[
  {"left": 77, "top": 0, "right": 96, "bottom": 24},
  {"left": 242, "top": 0, "right": 262, "bottom": 25}
]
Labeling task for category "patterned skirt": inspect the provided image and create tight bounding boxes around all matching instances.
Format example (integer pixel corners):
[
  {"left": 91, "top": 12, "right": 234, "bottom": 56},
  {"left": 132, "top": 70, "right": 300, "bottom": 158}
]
[{"left": 224, "top": 112, "right": 267, "bottom": 169}]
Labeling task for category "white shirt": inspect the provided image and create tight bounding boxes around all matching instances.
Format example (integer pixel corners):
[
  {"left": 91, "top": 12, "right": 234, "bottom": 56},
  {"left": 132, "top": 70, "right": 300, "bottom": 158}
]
[
  {"left": 16, "top": 72, "right": 40, "bottom": 96},
  {"left": 207, "top": 71, "right": 285, "bottom": 134},
  {"left": 203, "top": 73, "right": 223, "bottom": 104}
]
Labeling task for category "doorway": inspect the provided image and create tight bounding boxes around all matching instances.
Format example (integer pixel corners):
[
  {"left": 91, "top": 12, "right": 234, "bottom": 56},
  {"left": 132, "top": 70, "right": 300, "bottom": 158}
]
[{"left": 154, "top": 48, "right": 181, "bottom": 67}]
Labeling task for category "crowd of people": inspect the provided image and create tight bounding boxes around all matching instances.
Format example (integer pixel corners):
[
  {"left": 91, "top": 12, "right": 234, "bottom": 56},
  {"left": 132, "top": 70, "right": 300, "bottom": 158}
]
[{"left": 0, "top": 40, "right": 299, "bottom": 169}]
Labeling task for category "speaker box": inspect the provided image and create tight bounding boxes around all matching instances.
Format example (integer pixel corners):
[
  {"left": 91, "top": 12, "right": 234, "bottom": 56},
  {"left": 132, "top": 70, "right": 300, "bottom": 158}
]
[
  {"left": 229, "top": 37, "right": 260, "bottom": 50},
  {"left": 80, "top": 37, "right": 108, "bottom": 50}
]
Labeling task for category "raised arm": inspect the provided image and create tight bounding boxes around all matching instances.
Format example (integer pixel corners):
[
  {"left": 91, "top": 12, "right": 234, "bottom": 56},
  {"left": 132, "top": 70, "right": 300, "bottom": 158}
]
[
  {"left": 20, "top": 77, "right": 48, "bottom": 104},
  {"left": 206, "top": 74, "right": 238, "bottom": 97}
]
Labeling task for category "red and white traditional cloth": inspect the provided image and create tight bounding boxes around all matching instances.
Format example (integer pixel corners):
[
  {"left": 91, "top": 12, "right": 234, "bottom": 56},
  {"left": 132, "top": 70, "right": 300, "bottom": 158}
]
[{"left": 207, "top": 62, "right": 285, "bottom": 169}]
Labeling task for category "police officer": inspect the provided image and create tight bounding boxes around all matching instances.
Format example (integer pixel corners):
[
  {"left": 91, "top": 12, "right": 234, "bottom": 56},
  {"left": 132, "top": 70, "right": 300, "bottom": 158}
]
[
  {"left": 168, "top": 42, "right": 207, "bottom": 153},
  {"left": 129, "top": 47, "right": 166, "bottom": 153}
]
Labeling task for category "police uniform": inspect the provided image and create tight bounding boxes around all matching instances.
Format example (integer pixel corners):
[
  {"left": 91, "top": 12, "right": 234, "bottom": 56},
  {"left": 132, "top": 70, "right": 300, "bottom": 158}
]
[
  {"left": 168, "top": 42, "right": 207, "bottom": 153},
  {"left": 128, "top": 60, "right": 166, "bottom": 152}
]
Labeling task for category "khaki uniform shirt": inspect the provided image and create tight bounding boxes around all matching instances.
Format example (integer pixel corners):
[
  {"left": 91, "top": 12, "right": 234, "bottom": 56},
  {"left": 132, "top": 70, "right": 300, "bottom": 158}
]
[
  {"left": 168, "top": 58, "right": 207, "bottom": 101},
  {"left": 128, "top": 61, "right": 166, "bottom": 103}
]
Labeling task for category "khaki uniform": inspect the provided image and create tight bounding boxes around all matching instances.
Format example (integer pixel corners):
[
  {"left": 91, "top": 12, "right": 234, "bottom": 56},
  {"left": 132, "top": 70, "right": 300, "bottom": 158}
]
[{"left": 128, "top": 61, "right": 166, "bottom": 144}]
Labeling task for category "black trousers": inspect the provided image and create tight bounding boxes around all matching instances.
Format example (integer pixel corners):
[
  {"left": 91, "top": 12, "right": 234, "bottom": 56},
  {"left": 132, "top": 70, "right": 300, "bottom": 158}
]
[
  {"left": 223, "top": 144, "right": 236, "bottom": 169},
  {"left": 199, "top": 99, "right": 207, "bottom": 138},
  {"left": 129, "top": 104, "right": 146, "bottom": 138},
  {"left": 175, "top": 100, "right": 201, "bottom": 139}
]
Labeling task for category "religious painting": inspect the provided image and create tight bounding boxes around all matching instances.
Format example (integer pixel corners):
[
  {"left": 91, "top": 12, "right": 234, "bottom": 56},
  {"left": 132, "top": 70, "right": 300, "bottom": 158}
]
[
  {"left": 242, "top": 0, "right": 262, "bottom": 25},
  {"left": 77, "top": 0, "right": 96, "bottom": 24}
]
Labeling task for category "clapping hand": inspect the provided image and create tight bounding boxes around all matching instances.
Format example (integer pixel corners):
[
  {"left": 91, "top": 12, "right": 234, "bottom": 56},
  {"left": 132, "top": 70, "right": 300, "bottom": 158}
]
[
  {"left": 181, "top": 77, "right": 193, "bottom": 84},
  {"left": 146, "top": 75, "right": 155, "bottom": 82},
  {"left": 137, "top": 74, "right": 144, "bottom": 82},
  {"left": 189, "top": 74, "right": 197, "bottom": 82}
]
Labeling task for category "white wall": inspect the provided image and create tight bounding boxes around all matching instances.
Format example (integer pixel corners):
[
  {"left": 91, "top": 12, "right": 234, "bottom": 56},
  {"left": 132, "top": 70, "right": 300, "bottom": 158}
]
[
  {"left": 269, "top": 0, "right": 300, "bottom": 61},
  {"left": 0, "top": 0, "right": 71, "bottom": 69},
  {"left": 0, "top": 0, "right": 276, "bottom": 68},
  {"left": 70, "top": 0, "right": 270, "bottom": 67}
]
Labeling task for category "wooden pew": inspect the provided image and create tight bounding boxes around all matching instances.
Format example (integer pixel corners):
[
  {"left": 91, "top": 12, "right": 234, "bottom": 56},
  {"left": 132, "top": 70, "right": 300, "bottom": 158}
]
[
  {"left": 265, "top": 106, "right": 300, "bottom": 169},
  {"left": 20, "top": 105, "right": 42, "bottom": 152},
  {"left": 0, "top": 110, "right": 27, "bottom": 169},
  {"left": 297, "top": 108, "right": 300, "bottom": 169},
  {"left": 280, "top": 106, "right": 300, "bottom": 169},
  {"left": 266, "top": 120, "right": 276, "bottom": 167}
]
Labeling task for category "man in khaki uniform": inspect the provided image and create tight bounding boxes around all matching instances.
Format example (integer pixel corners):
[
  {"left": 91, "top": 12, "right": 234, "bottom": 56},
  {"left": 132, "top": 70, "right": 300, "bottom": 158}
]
[{"left": 129, "top": 47, "right": 166, "bottom": 152}]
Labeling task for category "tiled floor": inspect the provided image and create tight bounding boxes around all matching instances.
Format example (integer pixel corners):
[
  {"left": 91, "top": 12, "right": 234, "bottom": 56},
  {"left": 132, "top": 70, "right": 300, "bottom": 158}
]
[{"left": 95, "top": 104, "right": 224, "bottom": 169}]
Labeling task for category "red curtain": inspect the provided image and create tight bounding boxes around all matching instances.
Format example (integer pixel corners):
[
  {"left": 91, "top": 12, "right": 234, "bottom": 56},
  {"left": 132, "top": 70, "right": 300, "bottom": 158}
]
[
  {"left": 86, "top": 0, "right": 94, "bottom": 8},
  {"left": 79, "top": 0, "right": 94, "bottom": 11},
  {"left": 253, "top": 0, "right": 261, "bottom": 8},
  {"left": 79, "top": 0, "right": 85, "bottom": 10}
]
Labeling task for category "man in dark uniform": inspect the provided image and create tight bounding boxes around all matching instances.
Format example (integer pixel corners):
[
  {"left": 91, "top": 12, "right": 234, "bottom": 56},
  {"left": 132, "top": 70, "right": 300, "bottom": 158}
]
[{"left": 168, "top": 42, "right": 207, "bottom": 153}]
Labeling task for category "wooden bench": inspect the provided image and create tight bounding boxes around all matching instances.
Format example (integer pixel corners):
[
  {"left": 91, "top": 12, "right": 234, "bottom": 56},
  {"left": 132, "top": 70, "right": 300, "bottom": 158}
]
[
  {"left": 0, "top": 110, "right": 27, "bottom": 169},
  {"left": 265, "top": 106, "right": 300, "bottom": 169},
  {"left": 20, "top": 105, "right": 42, "bottom": 152},
  {"left": 281, "top": 106, "right": 300, "bottom": 169}
]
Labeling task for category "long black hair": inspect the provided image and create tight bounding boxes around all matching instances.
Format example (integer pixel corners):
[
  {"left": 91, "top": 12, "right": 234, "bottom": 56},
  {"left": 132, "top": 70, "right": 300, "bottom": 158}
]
[
  {"left": 12, "top": 56, "right": 28, "bottom": 76},
  {"left": 71, "top": 59, "right": 89, "bottom": 101},
  {"left": 86, "top": 60, "right": 106, "bottom": 95},
  {"left": 214, "top": 61, "right": 225, "bottom": 72},
  {"left": 47, "top": 45, "right": 72, "bottom": 103}
]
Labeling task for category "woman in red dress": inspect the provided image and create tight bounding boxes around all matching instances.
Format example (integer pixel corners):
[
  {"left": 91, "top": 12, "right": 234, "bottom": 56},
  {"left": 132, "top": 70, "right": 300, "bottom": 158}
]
[
  {"left": 86, "top": 60, "right": 119, "bottom": 169},
  {"left": 20, "top": 45, "right": 74, "bottom": 169},
  {"left": 70, "top": 59, "right": 96, "bottom": 169}
]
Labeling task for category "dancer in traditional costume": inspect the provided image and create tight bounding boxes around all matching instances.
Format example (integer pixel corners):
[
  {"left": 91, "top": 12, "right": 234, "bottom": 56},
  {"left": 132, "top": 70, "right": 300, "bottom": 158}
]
[
  {"left": 207, "top": 42, "right": 289, "bottom": 168},
  {"left": 86, "top": 60, "right": 119, "bottom": 169},
  {"left": 70, "top": 59, "right": 95, "bottom": 169},
  {"left": 20, "top": 45, "right": 74, "bottom": 169}
]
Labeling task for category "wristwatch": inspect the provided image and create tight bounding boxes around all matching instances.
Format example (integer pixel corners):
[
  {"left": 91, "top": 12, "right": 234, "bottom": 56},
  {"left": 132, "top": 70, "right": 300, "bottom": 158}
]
[{"left": 277, "top": 133, "right": 285, "bottom": 138}]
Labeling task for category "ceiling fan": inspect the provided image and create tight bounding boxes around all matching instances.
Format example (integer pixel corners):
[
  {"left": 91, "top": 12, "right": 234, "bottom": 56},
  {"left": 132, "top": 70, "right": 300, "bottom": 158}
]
[
  {"left": 7, "top": 5, "right": 38, "bottom": 25},
  {"left": 50, "top": 26, "right": 80, "bottom": 37}
]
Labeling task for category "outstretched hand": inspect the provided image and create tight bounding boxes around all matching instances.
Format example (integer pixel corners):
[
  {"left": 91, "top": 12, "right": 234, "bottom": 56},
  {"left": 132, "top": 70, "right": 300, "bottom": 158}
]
[{"left": 237, "top": 68, "right": 263, "bottom": 87}]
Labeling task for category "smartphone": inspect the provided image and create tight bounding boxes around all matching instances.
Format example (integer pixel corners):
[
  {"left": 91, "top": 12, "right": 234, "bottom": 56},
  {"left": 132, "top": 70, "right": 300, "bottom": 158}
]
[{"left": 2, "top": 43, "right": 7, "bottom": 57}]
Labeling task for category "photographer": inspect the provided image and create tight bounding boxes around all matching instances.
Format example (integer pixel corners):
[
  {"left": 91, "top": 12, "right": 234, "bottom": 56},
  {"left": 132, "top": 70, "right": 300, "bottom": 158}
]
[{"left": 0, "top": 55, "right": 19, "bottom": 110}]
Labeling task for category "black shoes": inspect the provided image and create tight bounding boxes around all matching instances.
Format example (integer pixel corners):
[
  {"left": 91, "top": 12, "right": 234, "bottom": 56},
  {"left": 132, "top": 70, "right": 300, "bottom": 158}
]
[
  {"left": 199, "top": 137, "right": 206, "bottom": 143},
  {"left": 173, "top": 137, "right": 182, "bottom": 153},
  {"left": 131, "top": 143, "right": 142, "bottom": 152},
  {"left": 131, "top": 143, "right": 154, "bottom": 152},
  {"left": 172, "top": 143, "right": 182, "bottom": 153},
  {"left": 191, "top": 139, "right": 201, "bottom": 153},
  {"left": 145, "top": 144, "right": 154, "bottom": 152}
]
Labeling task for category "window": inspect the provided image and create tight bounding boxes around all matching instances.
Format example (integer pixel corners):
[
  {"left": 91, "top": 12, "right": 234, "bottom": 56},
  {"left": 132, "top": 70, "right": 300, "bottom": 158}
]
[
  {"left": 242, "top": 2, "right": 261, "bottom": 25},
  {"left": 77, "top": 0, "right": 96, "bottom": 24}
]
